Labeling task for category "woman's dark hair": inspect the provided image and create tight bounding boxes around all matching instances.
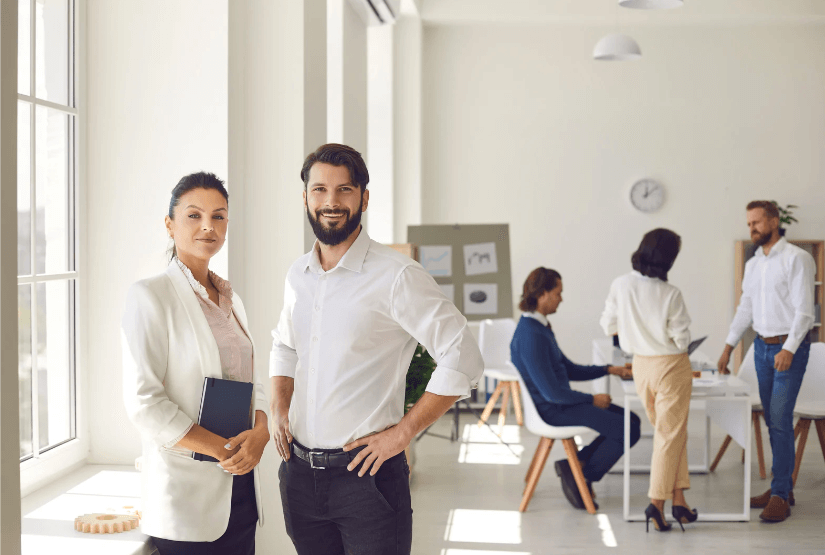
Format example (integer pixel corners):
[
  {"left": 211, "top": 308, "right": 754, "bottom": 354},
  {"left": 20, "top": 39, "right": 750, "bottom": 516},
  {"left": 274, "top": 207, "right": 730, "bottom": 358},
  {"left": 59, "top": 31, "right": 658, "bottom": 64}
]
[
  {"left": 300, "top": 143, "right": 369, "bottom": 191},
  {"left": 167, "top": 171, "right": 229, "bottom": 261},
  {"left": 631, "top": 228, "right": 681, "bottom": 281},
  {"left": 519, "top": 267, "right": 562, "bottom": 312}
]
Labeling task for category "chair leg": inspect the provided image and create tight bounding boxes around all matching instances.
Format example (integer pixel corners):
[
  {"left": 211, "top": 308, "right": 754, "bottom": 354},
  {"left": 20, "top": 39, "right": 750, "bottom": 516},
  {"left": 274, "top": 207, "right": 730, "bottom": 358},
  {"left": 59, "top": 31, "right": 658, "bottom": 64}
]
[
  {"left": 510, "top": 381, "right": 524, "bottom": 426},
  {"left": 709, "top": 435, "right": 732, "bottom": 472},
  {"left": 815, "top": 419, "right": 825, "bottom": 465},
  {"left": 794, "top": 419, "right": 802, "bottom": 440},
  {"left": 478, "top": 382, "right": 504, "bottom": 428},
  {"left": 497, "top": 385, "right": 511, "bottom": 432},
  {"left": 520, "top": 437, "right": 553, "bottom": 512},
  {"left": 753, "top": 411, "right": 767, "bottom": 479},
  {"left": 525, "top": 437, "right": 543, "bottom": 483},
  {"left": 562, "top": 438, "right": 596, "bottom": 515},
  {"left": 792, "top": 418, "right": 811, "bottom": 487}
]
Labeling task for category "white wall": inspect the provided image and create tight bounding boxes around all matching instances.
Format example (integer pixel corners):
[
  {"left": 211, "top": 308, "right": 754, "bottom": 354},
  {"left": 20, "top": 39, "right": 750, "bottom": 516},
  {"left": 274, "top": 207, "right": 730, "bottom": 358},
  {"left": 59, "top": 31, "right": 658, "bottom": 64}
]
[
  {"left": 228, "top": 0, "right": 306, "bottom": 550},
  {"left": 422, "top": 23, "right": 825, "bottom": 363},
  {"left": 86, "top": 0, "right": 229, "bottom": 463}
]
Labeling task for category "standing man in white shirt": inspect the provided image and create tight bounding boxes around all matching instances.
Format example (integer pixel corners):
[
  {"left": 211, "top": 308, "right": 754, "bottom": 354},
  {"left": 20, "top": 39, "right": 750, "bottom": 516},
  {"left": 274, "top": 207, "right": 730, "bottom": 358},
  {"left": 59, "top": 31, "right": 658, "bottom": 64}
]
[
  {"left": 269, "top": 143, "right": 484, "bottom": 554},
  {"left": 718, "top": 200, "right": 816, "bottom": 523}
]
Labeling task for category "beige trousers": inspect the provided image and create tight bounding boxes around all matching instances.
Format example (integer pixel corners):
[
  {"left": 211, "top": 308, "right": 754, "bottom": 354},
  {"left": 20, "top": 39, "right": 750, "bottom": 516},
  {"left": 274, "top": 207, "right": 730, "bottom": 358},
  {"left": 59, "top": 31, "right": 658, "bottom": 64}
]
[{"left": 633, "top": 352, "right": 693, "bottom": 500}]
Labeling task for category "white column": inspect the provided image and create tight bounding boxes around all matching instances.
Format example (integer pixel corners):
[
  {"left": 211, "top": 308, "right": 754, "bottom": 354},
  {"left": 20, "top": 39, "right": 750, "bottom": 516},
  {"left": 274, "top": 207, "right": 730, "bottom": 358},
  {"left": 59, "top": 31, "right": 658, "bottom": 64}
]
[
  {"left": 367, "top": 25, "right": 394, "bottom": 244},
  {"left": 304, "top": 0, "right": 328, "bottom": 252},
  {"left": 228, "top": 1, "right": 306, "bottom": 551},
  {"left": 393, "top": 8, "right": 422, "bottom": 243},
  {"left": 0, "top": 0, "right": 23, "bottom": 550},
  {"left": 327, "top": 0, "right": 369, "bottom": 230}
]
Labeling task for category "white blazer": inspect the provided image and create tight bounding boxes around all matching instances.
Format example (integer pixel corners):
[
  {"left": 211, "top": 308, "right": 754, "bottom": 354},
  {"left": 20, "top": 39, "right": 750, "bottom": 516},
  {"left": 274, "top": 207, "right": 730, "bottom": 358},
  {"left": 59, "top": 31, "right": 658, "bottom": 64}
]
[{"left": 122, "top": 262, "right": 267, "bottom": 541}]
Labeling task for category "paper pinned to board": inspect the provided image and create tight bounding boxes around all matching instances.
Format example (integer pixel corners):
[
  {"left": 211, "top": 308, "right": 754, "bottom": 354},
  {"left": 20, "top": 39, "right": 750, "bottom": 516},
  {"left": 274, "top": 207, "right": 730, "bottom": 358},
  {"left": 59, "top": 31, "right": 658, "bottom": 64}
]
[
  {"left": 420, "top": 245, "right": 452, "bottom": 277},
  {"left": 463, "top": 242, "right": 498, "bottom": 276}
]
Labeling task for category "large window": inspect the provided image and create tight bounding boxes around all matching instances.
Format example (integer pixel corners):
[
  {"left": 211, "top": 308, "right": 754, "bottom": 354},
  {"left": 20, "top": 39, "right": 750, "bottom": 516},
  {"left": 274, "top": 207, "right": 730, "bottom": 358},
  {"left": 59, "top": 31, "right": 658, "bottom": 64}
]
[{"left": 18, "top": 0, "right": 77, "bottom": 463}]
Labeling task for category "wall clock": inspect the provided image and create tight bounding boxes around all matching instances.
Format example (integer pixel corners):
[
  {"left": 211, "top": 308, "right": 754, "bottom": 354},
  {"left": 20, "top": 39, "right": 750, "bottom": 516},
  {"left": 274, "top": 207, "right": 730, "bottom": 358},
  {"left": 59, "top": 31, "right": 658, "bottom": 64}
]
[{"left": 630, "top": 179, "right": 665, "bottom": 213}]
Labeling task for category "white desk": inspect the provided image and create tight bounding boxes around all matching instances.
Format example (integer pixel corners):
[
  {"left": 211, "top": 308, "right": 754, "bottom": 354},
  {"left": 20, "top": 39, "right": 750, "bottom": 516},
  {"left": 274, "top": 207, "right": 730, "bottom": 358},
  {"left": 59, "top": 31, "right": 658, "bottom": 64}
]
[{"left": 622, "top": 373, "right": 753, "bottom": 522}]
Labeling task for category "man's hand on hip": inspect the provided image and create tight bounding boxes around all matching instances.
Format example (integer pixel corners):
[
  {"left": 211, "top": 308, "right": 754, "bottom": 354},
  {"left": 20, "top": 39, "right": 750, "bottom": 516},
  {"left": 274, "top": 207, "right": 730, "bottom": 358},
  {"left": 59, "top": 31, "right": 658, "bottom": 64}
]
[
  {"left": 774, "top": 349, "right": 793, "bottom": 372},
  {"left": 344, "top": 426, "right": 410, "bottom": 477},
  {"left": 272, "top": 411, "right": 293, "bottom": 461}
]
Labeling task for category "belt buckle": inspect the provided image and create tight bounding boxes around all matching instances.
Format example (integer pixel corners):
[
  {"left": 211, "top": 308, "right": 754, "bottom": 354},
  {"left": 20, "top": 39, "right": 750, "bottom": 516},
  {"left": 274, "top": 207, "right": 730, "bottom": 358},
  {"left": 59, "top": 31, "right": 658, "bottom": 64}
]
[{"left": 309, "top": 451, "right": 327, "bottom": 470}]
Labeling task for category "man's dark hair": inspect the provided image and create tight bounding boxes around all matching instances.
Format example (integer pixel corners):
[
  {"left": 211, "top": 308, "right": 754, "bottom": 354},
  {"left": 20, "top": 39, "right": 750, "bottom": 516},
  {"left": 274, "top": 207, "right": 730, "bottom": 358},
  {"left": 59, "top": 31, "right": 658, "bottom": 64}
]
[
  {"left": 746, "top": 200, "right": 780, "bottom": 220},
  {"left": 631, "top": 228, "right": 681, "bottom": 282},
  {"left": 300, "top": 143, "right": 369, "bottom": 190},
  {"left": 519, "top": 267, "right": 562, "bottom": 312},
  {"left": 167, "top": 171, "right": 228, "bottom": 260}
]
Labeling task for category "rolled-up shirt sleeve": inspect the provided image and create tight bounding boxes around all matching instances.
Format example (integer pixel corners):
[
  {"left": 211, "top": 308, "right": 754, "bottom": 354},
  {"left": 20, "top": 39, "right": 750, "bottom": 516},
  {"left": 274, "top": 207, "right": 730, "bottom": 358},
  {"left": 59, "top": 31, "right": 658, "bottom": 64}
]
[
  {"left": 122, "top": 283, "right": 194, "bottom": 447},
  {"left": 726, "top": 263, "right": 755, "bottom": 348},
  {"left": 270, "top": 276, "right": 299, "bottom": 378},
  {"left": 783, "top": 253, "right": 816, "bottom": 354},
  {"left": 599, "top": 280, "right": 619, "bottom": 337},
  {"left": 391, "top": 264, "right": 484, "bottom": 400}
]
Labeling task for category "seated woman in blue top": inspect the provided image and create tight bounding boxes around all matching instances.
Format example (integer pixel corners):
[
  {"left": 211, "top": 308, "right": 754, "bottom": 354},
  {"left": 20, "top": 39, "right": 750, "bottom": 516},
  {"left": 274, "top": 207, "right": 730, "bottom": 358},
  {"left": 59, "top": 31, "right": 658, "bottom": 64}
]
[{"left": 510, "top": 267, "right": 641, "bottom": 510}]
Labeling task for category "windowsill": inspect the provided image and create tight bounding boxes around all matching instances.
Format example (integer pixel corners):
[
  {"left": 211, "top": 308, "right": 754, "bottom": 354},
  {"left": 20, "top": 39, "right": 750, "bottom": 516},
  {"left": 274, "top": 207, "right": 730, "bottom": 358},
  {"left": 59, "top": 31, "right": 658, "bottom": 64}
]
[
  {"left": 21, "top": 464, "right": 155, "bottom": 555},
  {"left": 20, "top": 437, "right": 90, "bottom": 498}
]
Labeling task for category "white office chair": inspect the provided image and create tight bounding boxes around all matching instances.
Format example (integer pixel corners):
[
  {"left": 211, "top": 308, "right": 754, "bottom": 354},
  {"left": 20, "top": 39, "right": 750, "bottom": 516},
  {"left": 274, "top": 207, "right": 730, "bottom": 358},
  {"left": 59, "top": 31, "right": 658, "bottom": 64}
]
[
  {"left": 710, "top": 343, "right": 768, "bottom": 479},
  {"left": 515, "top": 368, "right": 597, "bottom": 514},
  {"left": 792, "top": 342, "right": 825, "bottom": 486},
  {"left": 477, "top": 318, "right": 523, "bottom": 430}
]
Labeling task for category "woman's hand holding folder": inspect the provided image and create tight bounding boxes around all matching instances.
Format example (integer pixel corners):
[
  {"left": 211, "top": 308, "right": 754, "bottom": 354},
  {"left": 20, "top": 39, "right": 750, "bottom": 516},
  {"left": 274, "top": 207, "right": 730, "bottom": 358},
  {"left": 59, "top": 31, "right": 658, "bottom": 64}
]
[{"left": 219, "top": 411, "right": 270, "bottom": 475}]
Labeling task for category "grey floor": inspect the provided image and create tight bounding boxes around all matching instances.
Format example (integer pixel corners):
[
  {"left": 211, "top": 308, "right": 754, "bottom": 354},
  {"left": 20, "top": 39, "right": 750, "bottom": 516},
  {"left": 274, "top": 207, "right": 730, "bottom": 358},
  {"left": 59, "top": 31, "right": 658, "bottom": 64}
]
[{"left": 409, "top": 410, "right": 825, "bottom": 555}]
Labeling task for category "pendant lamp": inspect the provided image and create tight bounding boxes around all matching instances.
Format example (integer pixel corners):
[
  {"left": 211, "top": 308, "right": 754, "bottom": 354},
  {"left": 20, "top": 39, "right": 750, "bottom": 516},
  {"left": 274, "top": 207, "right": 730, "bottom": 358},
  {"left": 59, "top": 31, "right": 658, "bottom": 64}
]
[
  {"left": 618, "top": 0, "right": 683, "bottom": 8},
  {"left": 593, "top": 34, "right": 642, "bottom": 61}
]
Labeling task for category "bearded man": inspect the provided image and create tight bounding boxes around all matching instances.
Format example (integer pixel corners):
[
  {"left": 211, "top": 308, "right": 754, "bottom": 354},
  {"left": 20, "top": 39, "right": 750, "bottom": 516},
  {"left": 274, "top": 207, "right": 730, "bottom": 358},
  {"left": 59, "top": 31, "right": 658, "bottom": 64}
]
[
  {"left": 269, "top": 143, "right": 483, "bottom": 554},
  {"left": 717, "top": 200, "right": 816, "bottom": 523}
]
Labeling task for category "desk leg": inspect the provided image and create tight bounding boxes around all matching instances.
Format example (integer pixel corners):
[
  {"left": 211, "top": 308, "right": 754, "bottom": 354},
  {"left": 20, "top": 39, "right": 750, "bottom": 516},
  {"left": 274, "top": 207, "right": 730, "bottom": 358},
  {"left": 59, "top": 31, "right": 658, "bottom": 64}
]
[
  {"left": 705, "top": 413, "right": 711, "bottom": 472},
  {"left": 742, "top": 397, "right": 752, "bottom": 521},
  {"left": 624, "top": 398, "right": 631, "bottom": 521}
]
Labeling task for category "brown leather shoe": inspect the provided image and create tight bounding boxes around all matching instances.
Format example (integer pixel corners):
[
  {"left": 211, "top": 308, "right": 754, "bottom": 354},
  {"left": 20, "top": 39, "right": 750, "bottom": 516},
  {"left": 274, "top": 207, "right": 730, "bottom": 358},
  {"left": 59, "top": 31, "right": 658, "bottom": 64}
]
[
  {"left": 759, "top": 496, "right": 791, "bottom": 522},
  {"left": 751, "top": 488, "right": 795, "bottom": 508}
]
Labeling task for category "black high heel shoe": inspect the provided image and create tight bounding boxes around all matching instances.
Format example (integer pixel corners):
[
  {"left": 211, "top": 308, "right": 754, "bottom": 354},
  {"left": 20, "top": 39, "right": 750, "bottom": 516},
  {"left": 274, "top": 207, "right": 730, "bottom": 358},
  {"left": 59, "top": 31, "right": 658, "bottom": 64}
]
[
  {"left": 672, "top": 505, "right": 698, "bottom": 530},
  {"left": 645, "top": 504, "right": 672, "bottom": 533}
]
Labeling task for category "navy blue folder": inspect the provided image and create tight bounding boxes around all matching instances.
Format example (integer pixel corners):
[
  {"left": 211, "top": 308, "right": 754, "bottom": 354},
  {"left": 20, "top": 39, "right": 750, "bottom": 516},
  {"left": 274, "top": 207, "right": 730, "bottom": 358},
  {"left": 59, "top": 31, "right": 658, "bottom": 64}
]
[{"left": 192, "top": 377, "right": 253, "bottom": 462}]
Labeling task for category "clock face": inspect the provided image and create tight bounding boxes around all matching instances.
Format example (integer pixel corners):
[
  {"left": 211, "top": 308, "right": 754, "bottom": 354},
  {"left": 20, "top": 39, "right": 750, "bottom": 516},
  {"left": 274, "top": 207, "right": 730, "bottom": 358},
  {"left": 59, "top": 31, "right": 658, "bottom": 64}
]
[{"left": 630, "top": 179, "right": 665, "bottom": 213}]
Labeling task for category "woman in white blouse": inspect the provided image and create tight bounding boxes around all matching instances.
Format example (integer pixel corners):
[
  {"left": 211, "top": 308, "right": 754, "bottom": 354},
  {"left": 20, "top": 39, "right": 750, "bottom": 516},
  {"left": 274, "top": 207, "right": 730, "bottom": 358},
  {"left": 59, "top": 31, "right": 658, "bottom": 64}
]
[
  {"left": 122, "top": 172, "right": 268, "bottom": 554},
  {"left": 600, "top": 228, "right": 697, "bottom": 533}
]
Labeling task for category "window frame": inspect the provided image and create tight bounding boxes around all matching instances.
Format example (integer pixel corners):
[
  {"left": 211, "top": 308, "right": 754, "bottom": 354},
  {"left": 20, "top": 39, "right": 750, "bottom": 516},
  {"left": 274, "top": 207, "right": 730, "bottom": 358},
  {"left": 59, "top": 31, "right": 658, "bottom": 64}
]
[{"left": 18, "top": 0, "right": 87, "bottom": 497}]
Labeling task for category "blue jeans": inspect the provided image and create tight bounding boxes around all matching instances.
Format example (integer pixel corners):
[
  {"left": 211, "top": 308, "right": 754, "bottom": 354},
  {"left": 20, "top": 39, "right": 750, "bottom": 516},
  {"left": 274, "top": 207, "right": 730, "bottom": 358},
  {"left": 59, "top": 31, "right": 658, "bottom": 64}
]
[{"left": 753, "top": 336, "right": 810, "bottom": 500}]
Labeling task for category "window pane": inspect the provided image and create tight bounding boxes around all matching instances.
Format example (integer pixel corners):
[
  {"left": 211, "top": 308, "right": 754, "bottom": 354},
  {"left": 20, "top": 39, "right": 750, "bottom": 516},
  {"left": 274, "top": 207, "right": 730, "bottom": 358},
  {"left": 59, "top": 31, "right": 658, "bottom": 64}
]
[
  {"left": 19, "top": 285, "right": 34, "bottom": 459},
  {"left": 18, "top": 101, "right": 32, "bottom": 276},
  {"left": 35, "top": 106, "right": 73, "bottom": 274},
  {"left": 36, "top": 280, "right": 74, "bottom": 450},
  {"left": 19, "top": 0, "right": 31, "bottom": 95},
  {"left": 35, "top": 0, "right": 70, "bottom": 106}
]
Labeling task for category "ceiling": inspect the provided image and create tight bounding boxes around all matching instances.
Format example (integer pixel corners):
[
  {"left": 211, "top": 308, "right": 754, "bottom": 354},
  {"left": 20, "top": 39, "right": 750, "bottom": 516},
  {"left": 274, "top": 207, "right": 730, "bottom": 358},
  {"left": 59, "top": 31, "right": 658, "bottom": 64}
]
[{"left": 419, "top": 0, "right": 825, "bottom": 26}]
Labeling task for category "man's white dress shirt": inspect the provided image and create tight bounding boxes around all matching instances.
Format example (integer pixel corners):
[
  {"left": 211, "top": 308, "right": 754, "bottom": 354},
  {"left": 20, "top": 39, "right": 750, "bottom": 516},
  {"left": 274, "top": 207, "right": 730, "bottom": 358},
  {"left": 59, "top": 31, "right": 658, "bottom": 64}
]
[
  {"left": 725, "top": 237, "right": 816, "bottom": 354},
  {"left": 270, "top": 229, "right": 484, "bottom": 449},
  {"left": 600, "top": 271, "right": 691, "bottom": 356}
]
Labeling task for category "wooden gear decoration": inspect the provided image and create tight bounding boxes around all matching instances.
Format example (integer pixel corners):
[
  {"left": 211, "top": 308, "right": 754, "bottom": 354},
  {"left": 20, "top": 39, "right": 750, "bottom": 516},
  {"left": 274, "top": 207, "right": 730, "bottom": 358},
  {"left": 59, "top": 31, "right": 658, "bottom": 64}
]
[{"left": 74, "top": 512, "right": 140, "bottom": 534}]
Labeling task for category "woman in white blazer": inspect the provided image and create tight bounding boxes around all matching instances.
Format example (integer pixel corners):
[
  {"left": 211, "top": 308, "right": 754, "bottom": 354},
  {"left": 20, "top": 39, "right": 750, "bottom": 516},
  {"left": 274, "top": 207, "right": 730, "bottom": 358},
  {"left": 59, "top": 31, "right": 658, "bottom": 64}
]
[{"left": 122, "top": 172, "right": 269, "bottom": 554}]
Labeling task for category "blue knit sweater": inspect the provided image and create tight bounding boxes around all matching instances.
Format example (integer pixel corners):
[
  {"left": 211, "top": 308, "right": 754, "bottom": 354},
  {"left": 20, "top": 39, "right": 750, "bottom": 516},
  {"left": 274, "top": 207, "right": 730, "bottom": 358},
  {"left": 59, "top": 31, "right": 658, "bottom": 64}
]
[{"left": 510, "top": 316, "right": 608, "bottom": 413}]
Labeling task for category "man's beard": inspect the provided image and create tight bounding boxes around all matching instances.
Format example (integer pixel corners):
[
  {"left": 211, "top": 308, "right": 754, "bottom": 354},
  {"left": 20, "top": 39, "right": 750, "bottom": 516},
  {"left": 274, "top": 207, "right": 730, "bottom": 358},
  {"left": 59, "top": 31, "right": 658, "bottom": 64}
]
[
  {"left": 752, "top": 230, "right": 772, "bottom": 247},
  {"left": 307, "top": 203, "right": 363, "bottom": 246}
]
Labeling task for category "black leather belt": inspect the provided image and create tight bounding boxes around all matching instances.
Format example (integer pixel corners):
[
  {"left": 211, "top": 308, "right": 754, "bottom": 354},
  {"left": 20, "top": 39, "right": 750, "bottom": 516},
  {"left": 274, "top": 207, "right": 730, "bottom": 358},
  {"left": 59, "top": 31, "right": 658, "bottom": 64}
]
[{"left": 290, "top": 441, "right": 363, "bottom": 470}]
